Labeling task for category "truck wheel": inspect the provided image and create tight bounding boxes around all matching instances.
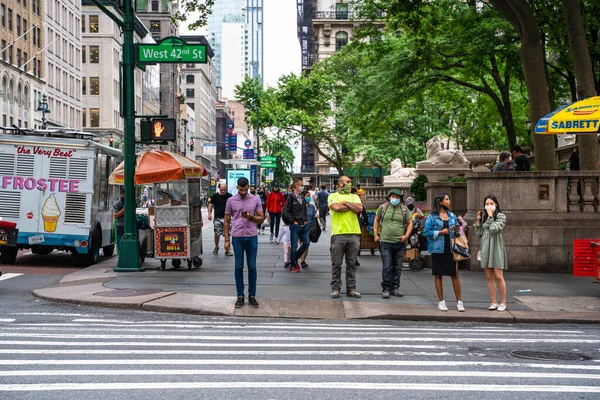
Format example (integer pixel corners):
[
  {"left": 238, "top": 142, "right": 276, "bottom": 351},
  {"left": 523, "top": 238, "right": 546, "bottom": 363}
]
[
  {"left": 0, "top": 247, "right": 18, "bottom": 264},
  {"left": 103, "top": 244, "right": 115, "bottom": 257},
  {"left": 172, "top": 259, "right": 181, "bottom": 269},
  {"left": 31, "top": 246, "right": 53, "bottom": 256}
]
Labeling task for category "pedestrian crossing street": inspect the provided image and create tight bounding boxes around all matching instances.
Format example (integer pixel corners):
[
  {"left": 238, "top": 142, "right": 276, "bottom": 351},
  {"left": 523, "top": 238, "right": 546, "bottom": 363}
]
[{"left": 0, "top": 316, "right": 598, "bottom": 398}]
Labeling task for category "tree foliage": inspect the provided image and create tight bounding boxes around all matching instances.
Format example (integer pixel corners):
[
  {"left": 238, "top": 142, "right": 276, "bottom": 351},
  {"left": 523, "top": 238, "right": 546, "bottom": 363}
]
[{"left": 174, "top": 0, "right": 215, "bottom": 31}]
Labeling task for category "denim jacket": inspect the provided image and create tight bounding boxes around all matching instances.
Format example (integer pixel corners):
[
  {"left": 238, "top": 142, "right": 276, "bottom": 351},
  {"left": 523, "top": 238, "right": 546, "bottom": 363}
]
[{"left": 423, "top": 212, "right": 458, "bottom": 254}]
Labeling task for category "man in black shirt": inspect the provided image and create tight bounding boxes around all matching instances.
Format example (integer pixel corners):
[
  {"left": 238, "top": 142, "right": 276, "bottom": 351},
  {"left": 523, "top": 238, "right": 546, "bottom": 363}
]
[
  {"left": 510, "top": 145, "right": 531, "bottom": 171},
  {"left": 208, "top": 183, "right": 233, "bottom": 256}
]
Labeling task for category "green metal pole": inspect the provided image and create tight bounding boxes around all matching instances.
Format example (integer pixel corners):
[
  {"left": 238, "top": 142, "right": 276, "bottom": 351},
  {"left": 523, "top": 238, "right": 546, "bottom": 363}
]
[{"left": 115, "top": 0, "right": 143, "bottom": 271}]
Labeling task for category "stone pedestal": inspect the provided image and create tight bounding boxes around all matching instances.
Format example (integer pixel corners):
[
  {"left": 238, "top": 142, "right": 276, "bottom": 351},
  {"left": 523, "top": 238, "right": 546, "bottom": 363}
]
[{"left": 415, "top": 163, "right": 471, "bottom": 182}]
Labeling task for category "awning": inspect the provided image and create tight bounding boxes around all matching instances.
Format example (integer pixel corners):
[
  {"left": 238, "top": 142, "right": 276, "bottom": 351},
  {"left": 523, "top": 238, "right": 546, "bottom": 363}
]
[{"left": 535, "top": 96, "right": 600, "bottom": 135}]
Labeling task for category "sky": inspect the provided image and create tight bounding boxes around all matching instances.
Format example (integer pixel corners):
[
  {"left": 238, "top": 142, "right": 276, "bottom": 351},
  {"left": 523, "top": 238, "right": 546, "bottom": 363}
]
[{"left": 179, "top": 0, "right": 301, "bottom": 88}]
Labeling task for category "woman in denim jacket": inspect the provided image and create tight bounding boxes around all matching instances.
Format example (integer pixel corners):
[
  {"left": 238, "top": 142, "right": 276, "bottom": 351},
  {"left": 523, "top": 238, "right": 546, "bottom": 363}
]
[{"left": 423, "top": 193, "right": 465, "bottom": 312}]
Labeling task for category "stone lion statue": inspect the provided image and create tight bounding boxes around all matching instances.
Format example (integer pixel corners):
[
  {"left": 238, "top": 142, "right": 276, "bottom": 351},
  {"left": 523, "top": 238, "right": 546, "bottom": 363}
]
[
  {"left": 420, "top": 136, "right": 469, "bottom": 165},
  {"left": 389, "top": 158, "right": 417, "bottom": 178}
]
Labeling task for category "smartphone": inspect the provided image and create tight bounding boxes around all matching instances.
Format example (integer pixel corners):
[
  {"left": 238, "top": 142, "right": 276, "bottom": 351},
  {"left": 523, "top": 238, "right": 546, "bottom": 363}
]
[{"left": 242, "top": 211, "right": 248, "bottom": 216}]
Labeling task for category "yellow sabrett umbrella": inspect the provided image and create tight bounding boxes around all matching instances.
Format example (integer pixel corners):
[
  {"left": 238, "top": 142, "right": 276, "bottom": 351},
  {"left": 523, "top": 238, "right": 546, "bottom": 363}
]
[{"left": 535, "top": 96, "right": 600, "bottom": 135}]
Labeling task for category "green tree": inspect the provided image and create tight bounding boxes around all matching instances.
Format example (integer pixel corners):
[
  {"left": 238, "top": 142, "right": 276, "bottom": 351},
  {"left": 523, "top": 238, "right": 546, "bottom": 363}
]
[{"left": 173, "top": 0, "right": 215, "bottom": 31}]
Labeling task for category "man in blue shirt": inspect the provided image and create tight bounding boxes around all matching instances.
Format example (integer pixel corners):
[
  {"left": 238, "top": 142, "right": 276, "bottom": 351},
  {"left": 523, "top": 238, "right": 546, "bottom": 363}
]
[{"left": 316, "top": 185, "right": 330, "bottom": 231}]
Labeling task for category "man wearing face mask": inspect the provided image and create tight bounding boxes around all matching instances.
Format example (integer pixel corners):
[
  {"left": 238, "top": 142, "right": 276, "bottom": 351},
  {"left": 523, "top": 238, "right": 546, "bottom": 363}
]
[
  {"left": 328, "top": 176, "right": 364, "bottom": 298},
  {"left": 266, "top": 183, "right": 285, "bottom": 241},
  {"left": 373, "top": 190, "right": 414, "bottom": 298},
  {"left": 282, "top": 177, "right": 310, "bottom": 273}
]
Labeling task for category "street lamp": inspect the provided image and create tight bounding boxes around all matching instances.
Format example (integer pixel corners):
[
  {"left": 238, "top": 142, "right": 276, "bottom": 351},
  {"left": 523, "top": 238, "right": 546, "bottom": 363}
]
[
  {"left": 525, "top": 120, "right": 531, "bottom": 134},
  {"left": 36, "top": 94, "right": 50, "bottom": 129}
]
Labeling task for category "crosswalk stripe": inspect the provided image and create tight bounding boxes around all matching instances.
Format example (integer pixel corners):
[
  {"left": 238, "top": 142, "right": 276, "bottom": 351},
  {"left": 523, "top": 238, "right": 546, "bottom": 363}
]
[
  {"left": 0, "top": 369, "right": 598, "bottom": 380},
  {"left": 0, "top": 320, "right": 14, "bottom": 323},
  {"left": 0, "top": 382, "right": 599, "bottom": 392},
  {"left": 0, "top": 349, "right": 456, "bottom": 356},
  {"left": 0, "top": 341, "right": 458, "bottom": 349},
  {"left": 0, "top": 332, "right": 596, "bottom": 343},
  {"left": 0, "top": 359, "right": 597, "bottom": 370},
  {"left": 0, "top": 273, "right": 23, "bottom": 282}
]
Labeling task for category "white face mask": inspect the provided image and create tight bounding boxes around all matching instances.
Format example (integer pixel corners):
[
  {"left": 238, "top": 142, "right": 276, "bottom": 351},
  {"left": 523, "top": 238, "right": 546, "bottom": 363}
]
[{"left": 485, "top": 205, "right": 496, "bottom": 212}]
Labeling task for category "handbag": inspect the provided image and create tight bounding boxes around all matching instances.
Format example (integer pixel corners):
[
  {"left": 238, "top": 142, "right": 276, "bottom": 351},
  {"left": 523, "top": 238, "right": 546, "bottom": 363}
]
[
  {"left": 452, "top": 232, "right": 471, "bottom": 261},
  {"left": 309, "top": 220, "right": 322, "bottom": 243}
]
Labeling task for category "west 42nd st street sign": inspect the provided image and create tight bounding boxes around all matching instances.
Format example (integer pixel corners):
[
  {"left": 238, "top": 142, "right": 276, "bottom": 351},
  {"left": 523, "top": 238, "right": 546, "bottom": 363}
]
[{"left": 136, "top": 37, "right": 207, "bottom": 65}]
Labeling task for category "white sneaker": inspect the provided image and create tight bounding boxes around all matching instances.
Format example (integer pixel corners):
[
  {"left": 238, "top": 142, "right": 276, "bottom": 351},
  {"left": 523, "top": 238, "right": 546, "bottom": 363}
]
[
  {"left": 488, "top": 303, "right": 499, "bottom": 310},
  {"left": 457, "top": 301, "right": 465, "bottom": 312},
  {"left": 438, "top": 301, "right": 448, "bottom": 311},
  {"left": 497, "top": 304, "right": 506, "bottom": 312}
]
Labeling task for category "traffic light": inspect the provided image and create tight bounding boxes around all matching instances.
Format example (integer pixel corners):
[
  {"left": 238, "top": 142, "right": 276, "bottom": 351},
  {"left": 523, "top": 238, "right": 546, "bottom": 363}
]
[
  {"left": 109, "top": 136, "right": 114, "bottom": 147},
  {"left": 140, "top": 118, "right": 176, "bottom": 142},
  {"left": 189, "top": 140, "right": 194, "bottom": 151}
]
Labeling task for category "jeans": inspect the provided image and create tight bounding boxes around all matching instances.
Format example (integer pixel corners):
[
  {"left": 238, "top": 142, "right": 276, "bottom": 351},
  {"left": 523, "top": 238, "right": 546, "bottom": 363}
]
[
  {"left": 289, "top": 223, "right": 310, "bottom": 265},
  {"left": 307, "top": 205, "right": 316, "bottom": 230},
  {"left": 380, "top": 241, "right": 406, "bottom": 291},
  {"left": 269, "top": 212, "right": 282, "bottom": 237},
  {"left": 330, "top": 234, "right": 360, "bottom": 291},
  {"left": 232, "top": 236, "right": 258, "bottom": 297},
  {"left": 116, "top": 225, "right": 124, "bottom": 253}
]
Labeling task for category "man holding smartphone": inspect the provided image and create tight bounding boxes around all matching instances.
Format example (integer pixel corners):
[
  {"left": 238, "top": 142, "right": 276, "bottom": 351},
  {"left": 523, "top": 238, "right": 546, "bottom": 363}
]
[{"left": 224, "top": 177, "right": 265, "bottom": 309}]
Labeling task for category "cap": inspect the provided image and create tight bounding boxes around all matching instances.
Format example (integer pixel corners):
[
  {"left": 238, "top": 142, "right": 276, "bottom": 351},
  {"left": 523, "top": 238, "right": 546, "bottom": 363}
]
[
  {"left": 386, "top": 189, "right": 403, "bottom": 201},
  {"left": 405, "top": 197, "right": 415, "bottom": 206}
]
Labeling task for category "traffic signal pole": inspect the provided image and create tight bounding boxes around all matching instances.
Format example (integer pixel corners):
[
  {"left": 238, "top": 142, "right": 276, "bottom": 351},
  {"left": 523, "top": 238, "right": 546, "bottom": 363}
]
[{"left": 115, "top": 0, "right": 143, "bottom": 271}]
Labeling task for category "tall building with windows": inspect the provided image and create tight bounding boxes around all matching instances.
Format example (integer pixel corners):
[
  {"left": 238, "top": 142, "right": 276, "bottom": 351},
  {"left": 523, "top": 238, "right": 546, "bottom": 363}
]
[
  {"left": 0, "top": 0, "right": 44, "bottom": 129},
  {"left": 180, "top": 36, "right": 217, "bottom": 178},
  {"left": 45, "top": 0, "right": 83, "bottom": 129},
  {"left": 245, "top": 0, "right": 263, "bottom": 82},
  {"left": 135, "top": 0, "right": 180, "bottom": 120},
  {"left": 81, "top": 2, "right": 152, "bottom": 145}
]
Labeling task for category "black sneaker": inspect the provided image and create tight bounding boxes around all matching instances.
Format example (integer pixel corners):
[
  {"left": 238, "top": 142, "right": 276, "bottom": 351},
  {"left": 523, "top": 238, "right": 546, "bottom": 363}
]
[
  {"left": 234, "top": 296, "right": 245, "bottom": 308},
  {"left": 300, "top": 261, "right": 309, "bottom": 268},
  {"left": 248, "top": 296, "right": 259, "bottom": 308}
]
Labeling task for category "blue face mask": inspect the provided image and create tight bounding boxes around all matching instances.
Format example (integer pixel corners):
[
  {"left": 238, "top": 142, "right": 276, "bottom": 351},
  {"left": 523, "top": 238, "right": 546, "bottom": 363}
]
[
  {"left": 390, "top": 199, "right": 401, "bottom": 207},
  {"left": 305, "top": 197, "right": 311, "bottom": 203}
]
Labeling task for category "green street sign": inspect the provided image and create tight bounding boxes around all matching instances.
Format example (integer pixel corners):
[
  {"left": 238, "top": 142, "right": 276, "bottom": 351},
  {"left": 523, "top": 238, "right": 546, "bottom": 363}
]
[
  {"left": 261, "top": 162, "right": 277, "bottom": 168},
  {"left": 260, "top": 156, "right": 277, "bottom": 162},
  {"left": 136, "top": 37, "right": 207, "bottom": 65}
]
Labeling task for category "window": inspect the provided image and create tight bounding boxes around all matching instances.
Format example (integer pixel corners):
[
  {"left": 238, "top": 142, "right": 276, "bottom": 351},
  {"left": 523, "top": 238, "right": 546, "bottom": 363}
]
[
  {"left": 37, "top": 59, "right": 41, "bottom": 78},
  {"left": 89, "top": 77, "right": 99, "bottom": 95},
  {"left": 8, "top": 45, "right": 12, "bottom": 65},
  {"left": 0, "top": 5, "right": 4, "bottom": 28},
  {"left": 16, "top": 16, "right": 20, "bottom": 35},
  {"left": 336, "top": 3, "right": 349, "bottom": 19},
  {"left": 23, "top": 19, "right": 27, "bottom": 40},
  {"left": 81, "top": 16, "right": 85, "bottom": 32},
  {"left": 33, "top": 58, "right": 37, "bottom": 76},
  {"left": 90, "top": 108, "right": 99, "bottom": 127},
  {"left": 23, "top": 0, "right": 27, "bottom": 9},
  {"left": 186, "top": 88, "right": 195, "bottom": 98},
  {"left": 16, "top": 83, "right": 21, "bottom": 106},
  {"left": 82, "top": 46, "right": 86, "bottom": 63},
  {"left": 16, "top": 49, "right": 21, "bottom": 67},
  {"left": 89, "top": 46, "right": 99, "bottom": 63},
  {"left": 186, "top": 63, "right": 195, "bottom": 68},
  {"left": 23, "top": 52, "right": 27, "bottom": 66},
  {"left": 8, "top": 80, "right": 13, "bottom": 103},
  {"left": 150, "top": 20, "right": 160, "bottom": 32},
  {"left": 187, "top": 103, "right": 194, "bottom": 110},
  {"left": 335, "top": 31, "right": 348, "bottom": 51},
  {"left": 33, "top": 28, "right": 36, "bottom": 47},
  {"left": 36, "top": 27, "right": 41, "bottom": 47},
  {"left": 152, "top": 1, "right": 159, "bottom": 11},
  {"left": 7, "top": 8, "right": 12, "bottom": 31},
  {"left": 82, "top": 108, "right": 86, "bottom": 127},
  {"left": 1, "top": 40, "right": 5, "bottom": 61},
  {"left": 186, "top": 74, "right": 195, "bottom": 83},
  {"left": 89, "top": 15, "right": 98, "bottom": 33}
]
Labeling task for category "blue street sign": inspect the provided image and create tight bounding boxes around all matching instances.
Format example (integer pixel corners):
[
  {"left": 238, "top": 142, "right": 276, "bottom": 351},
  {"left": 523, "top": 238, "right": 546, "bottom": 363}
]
[
  {"left": 227, "top": 120, "right": 234, "bottom": 133},
  {"left": 251, "top": 165, "right": 257, "bottom": 186},
  {"left": 244, "top": 139, "right": 252, "bottom": 148},
  {"left": 230, "top": 133, "right": 237, "bottom": 151}
]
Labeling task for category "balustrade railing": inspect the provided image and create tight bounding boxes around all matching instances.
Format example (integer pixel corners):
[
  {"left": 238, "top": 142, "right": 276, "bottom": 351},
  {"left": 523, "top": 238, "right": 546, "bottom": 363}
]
[{"left": 565, "top": 173, "right": 599, "bottom": 212}]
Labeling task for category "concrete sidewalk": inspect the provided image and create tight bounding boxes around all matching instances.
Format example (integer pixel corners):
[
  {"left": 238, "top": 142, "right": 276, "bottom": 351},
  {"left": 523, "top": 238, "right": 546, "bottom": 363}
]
[{"left": 34, "top": 227, "right": 600, "bottom": 323}]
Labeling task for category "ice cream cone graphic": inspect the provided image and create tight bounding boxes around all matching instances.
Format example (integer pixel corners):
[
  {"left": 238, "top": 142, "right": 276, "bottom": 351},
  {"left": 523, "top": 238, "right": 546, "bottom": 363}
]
[{"left": 42, "top": 194, "right": 61, "bottom": 232}]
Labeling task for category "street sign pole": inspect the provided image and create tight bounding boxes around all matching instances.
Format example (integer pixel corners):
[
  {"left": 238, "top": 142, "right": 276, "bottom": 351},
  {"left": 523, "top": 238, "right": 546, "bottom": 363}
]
[{"left": 115, "top": 0, "right": 142, "bottom": 271}]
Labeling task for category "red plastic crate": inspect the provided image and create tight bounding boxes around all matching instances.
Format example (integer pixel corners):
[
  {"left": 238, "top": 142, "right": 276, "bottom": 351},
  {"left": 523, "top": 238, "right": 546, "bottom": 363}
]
[
  {"left": 594, "top": 243, "right": 600, "bottom": 281},
  {"left": 573, "top": 239, "right": 598, "bottom": 277}
]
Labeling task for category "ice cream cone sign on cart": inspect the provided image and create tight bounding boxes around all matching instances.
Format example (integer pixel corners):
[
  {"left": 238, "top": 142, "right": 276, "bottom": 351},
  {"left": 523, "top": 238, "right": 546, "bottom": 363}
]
[
  {"left": 109, "top": 149, "right": 208, "bottom": 185},
  {"left": 42, "top": 194, "right": 61, "bottom": 232}
]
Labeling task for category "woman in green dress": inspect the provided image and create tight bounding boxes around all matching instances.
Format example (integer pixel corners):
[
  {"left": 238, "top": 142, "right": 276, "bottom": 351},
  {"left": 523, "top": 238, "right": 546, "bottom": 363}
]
[{"left": 475, "top": 194, "right": 508, "bottom": 312}]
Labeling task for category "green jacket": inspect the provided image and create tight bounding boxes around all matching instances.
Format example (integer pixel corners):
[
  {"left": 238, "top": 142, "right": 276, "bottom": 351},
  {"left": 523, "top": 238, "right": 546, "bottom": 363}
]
[{"left": 474, "top": 213, "right": 508, "bottom": 270}]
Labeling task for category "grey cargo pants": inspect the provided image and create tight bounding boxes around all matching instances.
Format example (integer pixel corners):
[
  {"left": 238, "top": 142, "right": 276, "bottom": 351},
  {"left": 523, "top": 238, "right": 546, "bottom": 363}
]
[{"left": 330, "top": 234, "right": 361, "bottom": 292}]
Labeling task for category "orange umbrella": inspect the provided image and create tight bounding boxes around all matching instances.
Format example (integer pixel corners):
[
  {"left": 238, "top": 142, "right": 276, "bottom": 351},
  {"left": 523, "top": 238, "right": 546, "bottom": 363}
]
[{"left": 109, "top": 149, "right": 207, "bottom": 185}]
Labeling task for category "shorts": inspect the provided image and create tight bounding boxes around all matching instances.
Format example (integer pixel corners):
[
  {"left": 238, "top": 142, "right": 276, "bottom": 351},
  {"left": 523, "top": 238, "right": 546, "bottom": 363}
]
[{"left": 213, "top": 218, "right": 225, "bottom": 236}]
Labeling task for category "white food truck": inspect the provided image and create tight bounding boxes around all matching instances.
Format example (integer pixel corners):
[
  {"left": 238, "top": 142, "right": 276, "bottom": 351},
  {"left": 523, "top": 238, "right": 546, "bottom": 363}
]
[{"left": 0, "top": 128, "right": 122, "bottom": 265}]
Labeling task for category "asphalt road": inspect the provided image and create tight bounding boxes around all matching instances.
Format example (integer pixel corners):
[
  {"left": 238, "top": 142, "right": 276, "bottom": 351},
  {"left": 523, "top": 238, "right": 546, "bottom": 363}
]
[{"left": 1, "top": 253, "right": 600, "bottom": 399}]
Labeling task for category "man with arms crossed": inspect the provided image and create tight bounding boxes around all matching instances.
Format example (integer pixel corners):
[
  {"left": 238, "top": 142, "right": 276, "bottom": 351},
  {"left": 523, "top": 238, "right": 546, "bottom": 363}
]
[{"left": 328, "top": 176, "right": 363, "bottom": 298}]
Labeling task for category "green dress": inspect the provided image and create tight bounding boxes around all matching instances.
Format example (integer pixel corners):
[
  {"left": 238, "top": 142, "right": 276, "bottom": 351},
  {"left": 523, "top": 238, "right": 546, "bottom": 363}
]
[{"left": 474, "top": 213, "right": 508, "bottom": 270}]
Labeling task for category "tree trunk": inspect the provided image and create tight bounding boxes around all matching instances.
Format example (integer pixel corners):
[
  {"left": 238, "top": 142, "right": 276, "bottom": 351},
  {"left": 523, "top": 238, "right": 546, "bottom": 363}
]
[
  {"left": 562, "top": 0, "right": 599, "bottom": 171},
  {"left": 489, "top": 0, "right": 556, "bottom": 170}
]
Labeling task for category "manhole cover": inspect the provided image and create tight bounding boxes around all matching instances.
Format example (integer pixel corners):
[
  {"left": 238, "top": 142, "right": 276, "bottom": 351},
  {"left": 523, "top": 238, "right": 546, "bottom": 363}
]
[
  {"left": 95, "top": 289, "right": 163, "bottom": 297},
  {"left": 510, "top": 351, "right": 583, "bottom": 361}
]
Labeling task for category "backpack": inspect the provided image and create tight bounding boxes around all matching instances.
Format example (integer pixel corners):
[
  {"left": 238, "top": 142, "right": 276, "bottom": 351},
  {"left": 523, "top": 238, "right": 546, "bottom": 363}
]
[{"left": 378, "top": 202, "right": 408, "bottom": 234}]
